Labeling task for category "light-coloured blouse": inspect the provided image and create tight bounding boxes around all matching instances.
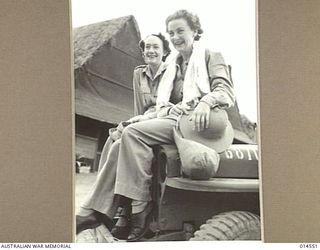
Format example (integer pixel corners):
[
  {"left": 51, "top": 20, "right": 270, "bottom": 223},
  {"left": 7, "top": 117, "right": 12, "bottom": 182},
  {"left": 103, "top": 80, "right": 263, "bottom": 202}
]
[
  {"left": 98, "top": 62, "right": 167, "bottom": 171},
  {"left": 133, "top": 62, "right": 167, "bottom": 118}
]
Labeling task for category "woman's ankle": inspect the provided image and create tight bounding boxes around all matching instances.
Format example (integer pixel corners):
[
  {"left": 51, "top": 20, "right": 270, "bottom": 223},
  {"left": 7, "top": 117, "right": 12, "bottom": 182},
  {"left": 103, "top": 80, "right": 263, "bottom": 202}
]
[
  {"left": 131, "top": 200, "right": 148, "bottom": 214},
  {"left": 77, "top": 207, "right": 94, "bottom": 217}
]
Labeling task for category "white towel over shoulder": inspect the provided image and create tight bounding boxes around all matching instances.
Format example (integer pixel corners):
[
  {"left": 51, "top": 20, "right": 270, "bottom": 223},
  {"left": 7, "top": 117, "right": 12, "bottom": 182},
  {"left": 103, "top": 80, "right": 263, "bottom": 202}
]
[{"left": 156, "top": 43, "right": 210, "bottom": 109}]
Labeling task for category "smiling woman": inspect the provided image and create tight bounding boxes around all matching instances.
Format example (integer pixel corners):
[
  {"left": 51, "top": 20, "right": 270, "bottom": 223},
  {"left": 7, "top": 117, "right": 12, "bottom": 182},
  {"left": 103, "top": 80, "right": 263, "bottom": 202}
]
[
  {"left": 76, "top": 33, "right": 173, "bottom": 241},
  {"left": 167, "top": 10, "right": 203, "bottom": 58},
  {"left": 138, "top": 34, "right": 170, "bottom": 80},
  {"left": 168, "top": 19, "right": 195, "bottom": 61},
  {"left": 142, "top": 36, "right": 164, "bottom": 69},
  {"left": 71, "top": 0, "right": 257, "bottom": 122}
]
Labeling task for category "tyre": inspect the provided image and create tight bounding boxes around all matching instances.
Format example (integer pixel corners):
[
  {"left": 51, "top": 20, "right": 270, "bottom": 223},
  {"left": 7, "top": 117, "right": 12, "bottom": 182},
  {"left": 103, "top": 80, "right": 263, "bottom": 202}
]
[{"left": 190, "top": 211, "right": 261, "bottom": 240}]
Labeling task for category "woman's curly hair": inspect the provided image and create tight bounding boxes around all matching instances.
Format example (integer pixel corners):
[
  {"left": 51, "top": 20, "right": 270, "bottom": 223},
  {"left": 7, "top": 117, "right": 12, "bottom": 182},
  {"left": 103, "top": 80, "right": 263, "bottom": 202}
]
[
  {"left": 139, "top": 33, "right": 171, "bottom": 62},
  {"left": 165, "top": 9, "right": 203, "bottom": 41}
]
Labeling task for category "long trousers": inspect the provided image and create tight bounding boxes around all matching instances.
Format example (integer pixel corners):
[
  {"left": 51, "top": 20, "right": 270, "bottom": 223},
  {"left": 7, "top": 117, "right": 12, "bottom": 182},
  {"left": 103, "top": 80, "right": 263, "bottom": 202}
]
[{"left": 80, "top": 116, "right": 177, "bottom": 218}]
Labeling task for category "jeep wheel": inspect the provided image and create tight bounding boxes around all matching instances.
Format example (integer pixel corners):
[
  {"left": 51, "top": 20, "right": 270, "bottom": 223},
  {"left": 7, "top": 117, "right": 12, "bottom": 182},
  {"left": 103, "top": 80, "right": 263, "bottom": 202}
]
[{"left": 190, "top": 211, "right": 261, "bottom": 240}]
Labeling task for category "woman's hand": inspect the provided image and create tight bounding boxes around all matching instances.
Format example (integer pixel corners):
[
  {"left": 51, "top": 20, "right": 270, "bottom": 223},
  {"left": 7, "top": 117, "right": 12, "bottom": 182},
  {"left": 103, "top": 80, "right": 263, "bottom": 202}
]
[
  {"left": 189, "top": 102, "right": 211, "bottom": 131},
  {"left": 127, "top": 115, "right": 149, "bottom": 123},
  {"left": 169, "top": 103, "right": 191, "bottom": 116}
]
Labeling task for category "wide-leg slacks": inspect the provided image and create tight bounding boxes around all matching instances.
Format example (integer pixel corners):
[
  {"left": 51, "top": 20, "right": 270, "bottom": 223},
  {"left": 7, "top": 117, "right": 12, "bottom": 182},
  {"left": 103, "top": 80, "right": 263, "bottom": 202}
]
[
  {"left": 115, "top": 116, "right": 177, "bottom": 201},
  {"left": 80, "top": 139, "right": 121, "bottom": 218},
  {"left": 80, "top": 116, "right": 178, "bottom": 218},
  {"left": 97, "top": 136, "right": 114, "bottom": 172}
]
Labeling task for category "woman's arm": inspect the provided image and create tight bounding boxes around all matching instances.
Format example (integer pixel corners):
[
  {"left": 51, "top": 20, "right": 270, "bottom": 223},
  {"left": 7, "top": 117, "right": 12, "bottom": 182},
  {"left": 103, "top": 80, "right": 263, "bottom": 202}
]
[
  {"left": 190, "top": 51, "right": 236, "bottom": 131},
  {"left": 200, "top": 51, "right": 235, "bottom": 109},
  {"left": 133, "top": 69, "right": 145, "bottom": 116}
]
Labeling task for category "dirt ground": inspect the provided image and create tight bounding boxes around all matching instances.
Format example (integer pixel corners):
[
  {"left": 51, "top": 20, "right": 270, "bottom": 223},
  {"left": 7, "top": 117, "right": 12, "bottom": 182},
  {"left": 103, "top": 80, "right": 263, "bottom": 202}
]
[{"left": 75, "top": 172, "right": 119, "bottom": 242}]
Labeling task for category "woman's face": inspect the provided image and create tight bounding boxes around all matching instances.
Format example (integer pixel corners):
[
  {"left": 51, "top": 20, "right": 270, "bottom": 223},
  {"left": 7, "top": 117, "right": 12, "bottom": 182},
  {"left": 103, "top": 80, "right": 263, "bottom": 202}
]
[
  {"left": 143, "top": 35, "right": 164, "bottom": 67},
  {"left": 167, "top": 18, "right": 197, "bottom": 54}
]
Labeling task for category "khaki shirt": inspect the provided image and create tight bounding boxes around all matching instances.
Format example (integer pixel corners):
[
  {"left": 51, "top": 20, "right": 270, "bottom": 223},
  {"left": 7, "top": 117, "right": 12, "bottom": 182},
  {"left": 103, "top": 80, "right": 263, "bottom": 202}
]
[
  {"left": 168, "top": 49, "right": 235, "bottom": 111},
  {"left": 133, "top": 62, "right": 167, "bottom": 118}
]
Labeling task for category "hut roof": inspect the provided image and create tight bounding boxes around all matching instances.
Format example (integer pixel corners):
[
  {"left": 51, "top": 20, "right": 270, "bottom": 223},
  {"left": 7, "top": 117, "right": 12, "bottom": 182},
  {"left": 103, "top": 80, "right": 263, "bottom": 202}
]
[
  {"left": 73, "top": 15, "right": 140, "bottom": 69},
  {"left": 74, "top": 15, "right": 144, "bottom": 124}
]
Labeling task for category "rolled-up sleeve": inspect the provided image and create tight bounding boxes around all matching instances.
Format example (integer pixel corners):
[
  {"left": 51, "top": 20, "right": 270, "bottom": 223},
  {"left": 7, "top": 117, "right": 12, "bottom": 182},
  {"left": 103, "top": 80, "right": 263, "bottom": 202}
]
[{"left": 200, "top": 51, "right": 236, "bottom": 109}]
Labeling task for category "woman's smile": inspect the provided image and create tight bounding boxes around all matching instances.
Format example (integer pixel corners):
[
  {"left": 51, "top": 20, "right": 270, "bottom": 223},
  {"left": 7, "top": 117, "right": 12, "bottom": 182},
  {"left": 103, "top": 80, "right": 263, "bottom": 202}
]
[
  {"left": 143, "top": 35, "right": 164, "bottom": 67},
  {"left": 146, "top": 53, "right": 157, "bottom": 58},
  {"left": 173, "top": 40, "right": 184, "bottom": 46},
  {"left": 167, "top": 18, "right": 197, "bottom": 56}
]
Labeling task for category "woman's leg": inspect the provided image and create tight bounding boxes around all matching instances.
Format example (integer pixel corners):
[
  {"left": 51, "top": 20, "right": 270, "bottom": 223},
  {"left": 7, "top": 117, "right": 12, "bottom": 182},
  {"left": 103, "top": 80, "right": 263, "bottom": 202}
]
[
  {"left": 97, "top": 136, "right": 114, "bottom": 172},
  {"left": 79, "top": 139, "right": 121, "bottom": 219},
  {"left": 115, "top": 117, "right": 177, "bottom": 202}
]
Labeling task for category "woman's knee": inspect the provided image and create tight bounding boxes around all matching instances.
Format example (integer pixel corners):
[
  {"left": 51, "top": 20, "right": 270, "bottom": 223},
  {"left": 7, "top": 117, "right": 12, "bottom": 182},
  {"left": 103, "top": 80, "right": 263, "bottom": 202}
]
[
  {"left": 121, "top": 123, "right": 138, "bottom": 140},
  {"left": 109, "top": 139, "right": 121, "bottom": 155}
]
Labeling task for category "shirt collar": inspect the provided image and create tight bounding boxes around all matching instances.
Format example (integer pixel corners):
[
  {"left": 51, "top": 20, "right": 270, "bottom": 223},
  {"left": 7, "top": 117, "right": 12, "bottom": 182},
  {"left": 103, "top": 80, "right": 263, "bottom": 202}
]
[{"left": 142, "top": 62, "right": 167, "bottom": 80}]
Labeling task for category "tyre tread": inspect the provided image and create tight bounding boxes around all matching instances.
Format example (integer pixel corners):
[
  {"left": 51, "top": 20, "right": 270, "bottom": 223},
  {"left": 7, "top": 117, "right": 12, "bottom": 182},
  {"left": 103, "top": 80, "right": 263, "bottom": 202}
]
[{"left": 190, "top": 211, "right": 261, "bottom": 241}]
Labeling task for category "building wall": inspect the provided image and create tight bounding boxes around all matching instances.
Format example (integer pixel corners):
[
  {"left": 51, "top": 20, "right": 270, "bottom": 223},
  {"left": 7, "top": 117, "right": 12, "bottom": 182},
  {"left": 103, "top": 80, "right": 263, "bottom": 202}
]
[{"left": 75, "top": 114, "right": 114, "bottom": 171}]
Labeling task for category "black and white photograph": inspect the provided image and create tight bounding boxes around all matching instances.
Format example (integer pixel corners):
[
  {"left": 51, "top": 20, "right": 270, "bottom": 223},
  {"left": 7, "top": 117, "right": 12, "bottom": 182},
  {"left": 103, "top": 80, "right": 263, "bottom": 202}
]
[{"left": 72, "top": 0, "right": 259, "bottom": 243}]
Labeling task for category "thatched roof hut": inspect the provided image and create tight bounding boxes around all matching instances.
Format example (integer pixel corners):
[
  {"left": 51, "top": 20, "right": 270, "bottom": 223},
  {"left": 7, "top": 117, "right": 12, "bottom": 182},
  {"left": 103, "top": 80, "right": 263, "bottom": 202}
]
[{"left": 74, "top": 15, "right": 144, "bottom": 124}]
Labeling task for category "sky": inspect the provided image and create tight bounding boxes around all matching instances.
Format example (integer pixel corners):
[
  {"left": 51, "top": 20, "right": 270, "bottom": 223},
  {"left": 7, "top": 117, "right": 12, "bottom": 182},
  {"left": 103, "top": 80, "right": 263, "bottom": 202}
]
[{"left": 71, "top": 0, "right": 257, "bottom": 122}]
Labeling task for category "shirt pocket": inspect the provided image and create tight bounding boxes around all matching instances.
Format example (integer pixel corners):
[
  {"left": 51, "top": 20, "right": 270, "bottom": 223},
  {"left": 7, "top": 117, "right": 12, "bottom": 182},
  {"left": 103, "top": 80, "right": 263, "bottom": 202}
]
[
  {"left": 142, "top": 93, "right": 157, "bottom": 108},
  {"left": 139, "top": 82, "right": 151, "bottom": 94}
]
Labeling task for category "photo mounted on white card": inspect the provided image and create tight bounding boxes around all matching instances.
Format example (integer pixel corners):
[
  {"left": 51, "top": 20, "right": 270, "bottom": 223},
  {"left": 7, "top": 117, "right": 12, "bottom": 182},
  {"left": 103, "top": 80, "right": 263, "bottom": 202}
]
[{"left": 72, "top": 0, "right": 259, "bottom": 242}]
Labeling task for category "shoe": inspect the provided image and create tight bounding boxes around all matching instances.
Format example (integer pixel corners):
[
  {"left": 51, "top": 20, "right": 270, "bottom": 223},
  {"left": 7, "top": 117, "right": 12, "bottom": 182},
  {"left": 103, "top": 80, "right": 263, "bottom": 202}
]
[
  {"left": 76, "top": 213, "right": 101, "bottom": 234},
  {"left": 95, "top": 211, "right": 115, "bottom": 231},
  {"left": 127, "top": 202, "right": 153, "bottom": 242},
  {"left": 111, "top": 206, "right": 131, "bottom": 239}
]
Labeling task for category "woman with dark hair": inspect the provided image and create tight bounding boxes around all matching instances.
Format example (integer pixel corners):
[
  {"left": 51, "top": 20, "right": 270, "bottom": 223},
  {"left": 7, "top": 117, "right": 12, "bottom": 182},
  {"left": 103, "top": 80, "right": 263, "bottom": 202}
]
[
  {"left": 131, "top": 33, "right": 171, "bottom": 121},
  {"left": 76, "top": 33, "right": 170, "bottom": 239},
  {"left": 97, "top": 33, "right": 171, "bottom": 172}
]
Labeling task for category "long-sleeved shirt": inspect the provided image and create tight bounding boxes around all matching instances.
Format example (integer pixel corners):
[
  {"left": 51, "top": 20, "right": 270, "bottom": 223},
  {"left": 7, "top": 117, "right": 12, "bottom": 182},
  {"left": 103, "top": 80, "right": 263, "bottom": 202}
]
[
  {"left": 98, "top": 62, "right": 168, "bottom": 171},
  {"left": 160, "top": 49, "right": 235, "bottom": 115},
  {"left": 132, "top": 62, "right": 167, "bottom": 118}
]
